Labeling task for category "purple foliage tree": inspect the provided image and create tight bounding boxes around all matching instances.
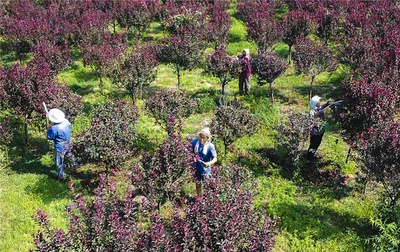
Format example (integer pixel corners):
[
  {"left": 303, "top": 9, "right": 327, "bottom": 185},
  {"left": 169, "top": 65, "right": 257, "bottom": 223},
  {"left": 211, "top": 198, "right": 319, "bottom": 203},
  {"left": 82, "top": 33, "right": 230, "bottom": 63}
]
[
  {"left": 251, "top": 50, "right": 287, "bottom": 103},
  {"left": 1, "top": 0, "right": 41, "bottom": 59},
  {"left": 338, "top": 75, "right": 399, "bottom": 136},
  {"left": 0, "top": 62, "right": 57, "bottom": 143},
  {"left": 169, "top": 165, "right": 278, "bottom": 251},
  {"left": 359, "top": 120, "right": 400, "bottom": 212},
  {"left": 336, "top": 1, "right": 400, "bottom": 136},
  {"left": 210, "top": 101, "right": 259, "bottom": 157},
  {"left": 292, "top": 37, "right": 336, "bottom": 99},
  {"left": 313, "top": 5, "right": 340, "bottom": 44},
  {"left": 109, "top": 42, "right": 159, "bottom": 101},
  {"left": 236, "top": 0, "right": 261, "bottom": 22},
  {"left": 158, "top": 27, "right": 204, "bottom": 89},
  {"left": 162, "top": 1, "right": 207, "bottom": 34},
  {"left": 79, "top": 31, "right": 127, "bottom": 91},
  {"left": 0, "top": 61, "right": 82, "bottom": 143},
  {"left": 279, "top": 10, "right": 314, "bottom": 63},
  {"left": 245, "top": 1, "right": 281, "bottom": 52},
  {"left": 32, "top": 40, "right": 72, "bottom": 74},
  {"left": 145, "top": 89, "right": 198, "bottom": 134},
  {"left": 113, "top": 0, "right": 160, "bottom": 37},
  {"left": 33, "top": 165, "right": 278, "bottom": 251},
  {"left": 275, "top": 110, "right": 309, "bottom": 169},
  {"left": 131, "top": 117, "right": 193, "bottom": 208},
  {"left": 0, "top": 118, "right": 13, "bottom": 145},
  {"left": 71, "top": 1, "right": 111, "bottom": 42},
  {"left": 79, "top": 100, "right": 138, "bottom": 173},
  {"left": 47, "top": 83, "right": 83, "bottom": 124},
  {"left": 33, "top": 174, "right": 147, "bottom": 251},
  {"left": 205, "top": 1, "right": 231, "bottom": 45},
  {"left": 206, "top": 45, "right": 240, "bottom": 95}
]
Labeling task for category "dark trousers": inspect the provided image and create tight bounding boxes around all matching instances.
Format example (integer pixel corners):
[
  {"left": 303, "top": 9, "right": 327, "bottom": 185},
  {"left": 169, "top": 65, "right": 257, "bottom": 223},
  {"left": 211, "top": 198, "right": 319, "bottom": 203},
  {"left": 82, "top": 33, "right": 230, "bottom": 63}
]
[
  {"left": 239, "top": 75, "right": 250, "bottom": 94},
  {"left": 306, "top": 133, "right": 324, "bottom": 160}
]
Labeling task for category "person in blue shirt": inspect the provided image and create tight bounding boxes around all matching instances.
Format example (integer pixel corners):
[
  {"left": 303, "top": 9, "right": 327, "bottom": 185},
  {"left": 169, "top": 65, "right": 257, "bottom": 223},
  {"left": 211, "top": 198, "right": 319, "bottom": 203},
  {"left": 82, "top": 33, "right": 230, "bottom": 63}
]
[
  {"left": 46, "top": 108, "right": 73, "bottom": 181},
  {"left": 190, "top": 128, "right": 217, "bottom": 196}
]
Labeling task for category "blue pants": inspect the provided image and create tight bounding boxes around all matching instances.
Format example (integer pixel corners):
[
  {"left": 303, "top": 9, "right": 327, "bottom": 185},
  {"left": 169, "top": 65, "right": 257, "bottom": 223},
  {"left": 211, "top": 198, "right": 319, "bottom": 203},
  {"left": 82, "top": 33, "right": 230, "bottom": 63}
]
[{"left": 55, "top": 151, "right": 66, "bottom": 179}]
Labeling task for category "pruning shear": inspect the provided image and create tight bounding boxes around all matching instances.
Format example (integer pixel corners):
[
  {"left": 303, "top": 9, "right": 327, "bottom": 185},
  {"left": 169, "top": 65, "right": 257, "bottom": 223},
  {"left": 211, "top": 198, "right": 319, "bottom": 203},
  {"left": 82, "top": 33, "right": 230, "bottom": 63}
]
[
  {"left": 43, "top": 102, "right": 49, "bottom": 125},
  {"left": 321, "top": 100, "right": 343, "bottom": 111}
]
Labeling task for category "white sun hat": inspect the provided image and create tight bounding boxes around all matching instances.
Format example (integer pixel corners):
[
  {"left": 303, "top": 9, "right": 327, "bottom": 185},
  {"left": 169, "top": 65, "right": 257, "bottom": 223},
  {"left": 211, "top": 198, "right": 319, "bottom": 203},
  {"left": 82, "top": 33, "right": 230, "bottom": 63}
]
[
  {"left": 310, "top": 96, "right": 322, "bottom": 109},
  {"left": 47, "top": 108, "right": 66, "bottom": 123},
  {"left": 197, "top": 127, "right": 212, "bottom": 140}
]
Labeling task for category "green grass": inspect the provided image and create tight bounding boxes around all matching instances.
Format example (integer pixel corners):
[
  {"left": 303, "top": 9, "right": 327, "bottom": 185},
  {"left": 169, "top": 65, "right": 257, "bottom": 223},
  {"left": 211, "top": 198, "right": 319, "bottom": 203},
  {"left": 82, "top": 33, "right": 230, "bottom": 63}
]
[
  {"left": 0, "top": 5, "right": 384, "bottom": 252},
  {"left": 0, "top": 170, "right": 71, "bottom": 251},
  {"left": 227, "top": 16, "right": 257, "bottom": 56},
  {"left": 257, "top": 175, "right": 374, "bottom": 252}
]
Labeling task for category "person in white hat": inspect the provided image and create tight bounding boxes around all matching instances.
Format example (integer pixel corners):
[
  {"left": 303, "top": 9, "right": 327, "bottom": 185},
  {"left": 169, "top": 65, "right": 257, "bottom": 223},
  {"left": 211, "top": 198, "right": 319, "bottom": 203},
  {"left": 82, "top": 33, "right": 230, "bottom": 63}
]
[
  {"left": 46, "top": 108, "right": 72, "bottom": 181},
  {"left": 237, "top": 48, "right": 251, "bottom": 95},
  {"left": 190, "top": 127, "right": 217, "bottom": 196},
  {"left": 307, "top": 95, "right": 331, "bottom": 161}
]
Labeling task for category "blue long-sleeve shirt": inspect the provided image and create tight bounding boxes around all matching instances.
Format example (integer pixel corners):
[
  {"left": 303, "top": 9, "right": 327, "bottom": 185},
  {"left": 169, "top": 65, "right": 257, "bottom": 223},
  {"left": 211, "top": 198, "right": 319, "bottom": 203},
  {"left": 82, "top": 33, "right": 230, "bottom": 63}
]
[
  {"left": 47, "top": 120, "right": 72, "bottom": 152},
  {"left": 190, "top": 138, "right": 217, "bottom": 175}
]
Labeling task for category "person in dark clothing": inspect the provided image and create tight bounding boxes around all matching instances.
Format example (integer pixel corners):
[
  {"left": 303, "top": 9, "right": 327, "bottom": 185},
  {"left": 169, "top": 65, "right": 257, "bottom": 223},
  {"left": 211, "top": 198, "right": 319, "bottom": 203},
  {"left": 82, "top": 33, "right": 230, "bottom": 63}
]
[
  {"left": 237, "top": 49, "right": 251, "bottom": 95},
  {"left": 190, "top": 128, "right": 217, "bottom": 196},
  {"left": 307, "top": 96, "right": 331, "bottom": 161}
]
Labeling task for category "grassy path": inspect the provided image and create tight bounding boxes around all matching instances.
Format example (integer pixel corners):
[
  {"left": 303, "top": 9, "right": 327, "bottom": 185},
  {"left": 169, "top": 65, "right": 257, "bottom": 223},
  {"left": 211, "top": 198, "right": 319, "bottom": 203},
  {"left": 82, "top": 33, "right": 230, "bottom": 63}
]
[{"left": 0, "top": 7, "right": 379, "bottom": 252}]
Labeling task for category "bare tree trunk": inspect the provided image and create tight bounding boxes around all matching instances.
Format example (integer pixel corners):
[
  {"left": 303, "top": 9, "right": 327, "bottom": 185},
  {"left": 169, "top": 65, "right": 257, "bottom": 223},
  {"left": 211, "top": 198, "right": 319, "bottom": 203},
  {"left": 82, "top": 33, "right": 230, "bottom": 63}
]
[
  {"left": 24, "top": 120, "right": 28, "bottom": 145},
  {"left": 24, "top": 113, "right": 32, "bottom": 145},
  {"left": 131, "top": 92, "right": 136, "bottom": 105},
  {"left": 309, "top": 75, "right": 315, "bottom": 100},
  {"left": 99, "top": 70, "right": 103, "bottom": 91},
  {"left": 177, "top": 66, "right": 181, "bottom": 89},
  {"left": 269, "top": 82, "right": 274, "bottom": 104},
  {"left": 224, "top": 140, "right": 227, "bottom": 161},
  {"left": 140, "top": 82, "right": 143, "bottom": 100},
  {"left": 345, "top": 148, "right": 351, "bottom": 163}
]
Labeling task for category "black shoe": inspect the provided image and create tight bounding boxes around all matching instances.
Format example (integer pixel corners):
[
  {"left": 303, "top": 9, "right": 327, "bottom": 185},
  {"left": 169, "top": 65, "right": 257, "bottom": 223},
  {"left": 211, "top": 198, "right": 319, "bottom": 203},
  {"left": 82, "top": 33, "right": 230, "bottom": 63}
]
[{"left": 58, "top": 177, "right": 66, "bottom": 183}]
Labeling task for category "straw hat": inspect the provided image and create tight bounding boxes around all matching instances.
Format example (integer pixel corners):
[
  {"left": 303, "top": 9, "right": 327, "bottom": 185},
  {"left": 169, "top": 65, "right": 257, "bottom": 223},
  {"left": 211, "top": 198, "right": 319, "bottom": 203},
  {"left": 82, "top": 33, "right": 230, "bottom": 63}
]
[
  {"left": 47, "top": 108, "right": 66, "bottom": 123},
  {"left": 197, "top": 127, "right": 212, "bottom": 140},
  {"left": 309, "top": 96, "right": 321, "bottom": 109}
]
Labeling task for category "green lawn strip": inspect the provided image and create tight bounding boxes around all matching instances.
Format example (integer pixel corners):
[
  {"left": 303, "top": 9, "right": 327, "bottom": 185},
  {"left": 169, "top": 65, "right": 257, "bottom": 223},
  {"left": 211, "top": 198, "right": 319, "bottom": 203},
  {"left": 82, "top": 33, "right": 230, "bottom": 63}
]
[
  {"left": 57, "top": 61, "right": 117, "bottom": 105},
  {"left": 0, "top": 4, "right": 372, "bottom": 251},
  {"left": 0, "top": 171, "right": 71, "bottom": 251},
  {"left": 227, "top": 16, "right": 257, "bottom": 56},
  {"left": 256, "top": 175, "right": 373, "bottom": 251},
  {"left": 319, "top": 132, "right": 358, "bottom": 175},
  {"left": 153, "top": 64, "right": 221, "bottom": 93}
]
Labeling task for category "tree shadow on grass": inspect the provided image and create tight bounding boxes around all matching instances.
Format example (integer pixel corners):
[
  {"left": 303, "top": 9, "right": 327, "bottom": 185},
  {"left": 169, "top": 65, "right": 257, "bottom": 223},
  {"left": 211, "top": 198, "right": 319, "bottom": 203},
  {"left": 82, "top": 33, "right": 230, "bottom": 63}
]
[
  {"left": 238, "top": 85, "right": 290, "bottom": 104},
  {"left": 70, "top": 83, "right": 94, "bottom": 96},
  {"left": 275, "top": 201, "right": 375, "bottom": 250},
  {"left": 189, "top": 87, "right": 219, "bottom": 102},
  {"left": 25, "top": 174, "right": 70, "bottom": 204},
  {"left": 9, "top": 156, "right": 56, "bottom": 178},
  {"left": 68, "top": 68, "right": 98, "bottom": 96},
  {"left": 274, "top": 45, "right": 289, "bottom": 58},
  {"left": 7, "top": 133, "right": 51, "bottom": 165},
  {"left": 293, "top": 82, "right": 342, "bottom": 101},
  {"left": 253, "top": 146, "right": 352, "bottom": 199}
]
